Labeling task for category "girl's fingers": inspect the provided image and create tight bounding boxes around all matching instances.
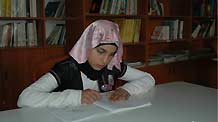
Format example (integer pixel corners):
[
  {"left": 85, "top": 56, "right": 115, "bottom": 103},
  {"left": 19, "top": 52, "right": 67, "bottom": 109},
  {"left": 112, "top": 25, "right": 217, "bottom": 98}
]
[
  {"left": 109, "top": 88, "right": 130, "bottom": 102},
  {"left": 81, "top": 89, "right": 101, "bottom": 104}
]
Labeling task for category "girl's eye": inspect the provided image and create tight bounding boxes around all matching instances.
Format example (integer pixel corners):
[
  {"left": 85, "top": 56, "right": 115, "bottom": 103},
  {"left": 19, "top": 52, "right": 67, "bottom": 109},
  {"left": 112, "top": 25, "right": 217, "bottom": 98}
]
[{"left": 96, "top": 48, "right": 105, "bottom": 54}]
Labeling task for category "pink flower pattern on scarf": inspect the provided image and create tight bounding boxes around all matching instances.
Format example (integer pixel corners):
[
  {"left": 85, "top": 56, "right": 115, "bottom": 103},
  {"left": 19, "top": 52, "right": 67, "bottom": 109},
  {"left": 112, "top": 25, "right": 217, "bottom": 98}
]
[{"left": 69, "top": 20, "right": 123, "bottom": 70}]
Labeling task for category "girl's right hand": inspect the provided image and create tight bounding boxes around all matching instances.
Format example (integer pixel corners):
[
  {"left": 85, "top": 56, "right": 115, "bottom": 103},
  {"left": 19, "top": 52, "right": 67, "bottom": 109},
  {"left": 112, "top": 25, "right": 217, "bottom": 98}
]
[{"left": 81, "top": 89, "right": 101, "bottom": 104}]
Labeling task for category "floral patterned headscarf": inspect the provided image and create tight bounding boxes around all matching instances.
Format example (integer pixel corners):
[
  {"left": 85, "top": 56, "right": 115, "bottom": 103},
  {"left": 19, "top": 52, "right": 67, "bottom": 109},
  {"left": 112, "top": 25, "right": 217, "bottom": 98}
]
[{"left": 69, "top": 20, "right": 123, "bottom": 70}]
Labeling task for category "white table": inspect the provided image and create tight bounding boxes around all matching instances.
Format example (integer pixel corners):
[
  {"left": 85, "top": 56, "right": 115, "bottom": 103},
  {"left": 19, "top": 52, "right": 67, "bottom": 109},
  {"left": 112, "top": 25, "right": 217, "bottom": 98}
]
[{"left": 0, "top": 82, "right": 217, "bottom": 122}]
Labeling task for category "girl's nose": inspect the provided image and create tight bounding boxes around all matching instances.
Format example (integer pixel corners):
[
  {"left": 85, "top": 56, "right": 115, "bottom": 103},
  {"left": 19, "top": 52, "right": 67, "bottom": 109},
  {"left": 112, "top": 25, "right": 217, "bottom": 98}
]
[{"left": 102, "top": 55, "right": 109, "bottom": 64}]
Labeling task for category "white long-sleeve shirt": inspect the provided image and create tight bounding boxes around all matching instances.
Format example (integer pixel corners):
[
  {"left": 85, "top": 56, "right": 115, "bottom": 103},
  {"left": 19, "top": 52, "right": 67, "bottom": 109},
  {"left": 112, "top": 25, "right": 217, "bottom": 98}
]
[{"left": 17, "top": 66, "right": 155, "bottom": 108}]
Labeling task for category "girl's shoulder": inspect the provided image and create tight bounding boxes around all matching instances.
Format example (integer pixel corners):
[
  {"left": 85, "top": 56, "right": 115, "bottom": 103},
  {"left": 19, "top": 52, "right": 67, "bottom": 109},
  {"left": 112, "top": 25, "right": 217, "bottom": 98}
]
[
  {"left": 51, "top": 57, "right": 80, "bottom": 72},
  {"left": 56, "top": 57, "right": 78, "bottom": 66}
]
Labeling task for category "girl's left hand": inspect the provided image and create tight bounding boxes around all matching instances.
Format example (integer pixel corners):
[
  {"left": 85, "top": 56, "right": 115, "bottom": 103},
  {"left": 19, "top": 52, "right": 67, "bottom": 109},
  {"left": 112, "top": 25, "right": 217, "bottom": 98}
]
[{"left": 108, "top": 88, "right": 130, "bottom": 102}]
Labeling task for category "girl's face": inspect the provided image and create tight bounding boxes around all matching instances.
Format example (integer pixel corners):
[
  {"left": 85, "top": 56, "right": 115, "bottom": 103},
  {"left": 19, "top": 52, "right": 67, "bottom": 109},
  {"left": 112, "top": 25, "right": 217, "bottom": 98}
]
[{"left": 87, "top": 44, "right": 117, "bottom": 70}]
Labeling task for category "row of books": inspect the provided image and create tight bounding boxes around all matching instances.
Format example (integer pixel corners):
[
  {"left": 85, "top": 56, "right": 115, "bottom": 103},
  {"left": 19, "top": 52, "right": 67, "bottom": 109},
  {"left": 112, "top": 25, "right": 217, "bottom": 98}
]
[
  {"left": 0, "top": 21, "right": 37, "bottom": 47},
  {"left": 113, "top": 19, "right": 141, "bottom": 43},
  {"left": 46, "top": 24, "right": 65, "bottom": 45},
  {"left": 0, "top": 0, "right": 37, "bottom": 17},
  {"left": 89, "top": 0, "right": 137, "bottom": 15},
  {"left": 45, "top": 0, "right": 65, "bottom": 17},
  {"left": 192, "top": 0, "right": 215, "bottom": 16},
  {"left": 147, "top": 50, "right": 189, "bottom": 66},
  {"left": 148, "top": 0, "right": 164, "bottom": 16},
  {"left": 151, "top": 19, "right": 184, "bottom": 42},
  {"left": 192, "top": 19, "right": 215, "bottom": 39},
  {"left": 147, "top": 48, "right": 214, "bottom": 66},
  {"left": 125, "top": 61, "right": 145, "bottom": 68}
]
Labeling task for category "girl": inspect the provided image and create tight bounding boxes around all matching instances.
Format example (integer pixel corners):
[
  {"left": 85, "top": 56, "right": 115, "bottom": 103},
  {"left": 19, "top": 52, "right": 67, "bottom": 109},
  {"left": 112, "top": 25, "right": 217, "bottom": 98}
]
[{"left": 17, "top": 20, "right": 155, "bottom": 108}]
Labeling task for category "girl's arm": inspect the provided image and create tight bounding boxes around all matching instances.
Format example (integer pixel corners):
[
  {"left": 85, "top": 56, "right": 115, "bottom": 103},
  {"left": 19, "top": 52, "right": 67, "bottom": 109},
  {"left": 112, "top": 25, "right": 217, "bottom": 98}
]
[
  {"left": 119, "top": 66, "right": 155, "bottom": 95},
  {"left": 17, "top": 73, "right": 81, "bottom": 108}
]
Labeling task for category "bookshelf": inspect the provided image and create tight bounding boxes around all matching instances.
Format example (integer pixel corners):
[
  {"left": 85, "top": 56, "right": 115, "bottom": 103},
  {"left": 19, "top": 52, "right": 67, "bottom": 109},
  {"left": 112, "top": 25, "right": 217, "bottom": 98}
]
[
  {"left": 0, "top": 0, "right": 68, "bottom": 48},
  {"left": 77, "top": 0, "right": 216, "bottom": 63},
  {"left": 0, "top": 0, "right": 217, "bottom": 110},
  {"left": 76, "top": 0, "right": 217, "bottom": 85},
  {"left": 0, "top": 0, "right": 81, "bottom": 110}
]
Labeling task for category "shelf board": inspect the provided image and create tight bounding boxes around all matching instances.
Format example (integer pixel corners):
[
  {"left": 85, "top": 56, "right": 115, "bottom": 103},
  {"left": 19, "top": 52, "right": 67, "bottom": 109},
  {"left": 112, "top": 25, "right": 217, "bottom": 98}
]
[
  {"left": 191, "top": 37, "right": 217, "bottom": 41},
  {"left": 148, "top": 16, "right": 186, "bottom": 19},
  {"left": 192, "top": 16, "right": 216, "bottom": 19},
  {"left": 0, "top": 17, "right": 42, "bottom": 20},
  {"left": 0, "top": 46, "right": 65, "bottom": 50},
  {"left": 149, "top": 39, "right": 188, "bottom": 44},
  {"left": 86, "top": 13, "right": 142, "bottom": 19},
  {"left": 45, "top": 17, "right": 66, "bottom": 20},
  {"left": 123, "top": 42, "right": 145, "bottom": 46}
]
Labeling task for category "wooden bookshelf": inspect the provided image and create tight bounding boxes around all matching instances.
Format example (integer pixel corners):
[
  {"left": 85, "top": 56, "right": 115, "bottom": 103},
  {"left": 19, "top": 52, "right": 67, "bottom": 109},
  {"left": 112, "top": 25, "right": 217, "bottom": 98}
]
[
  {"left": 0, "top": 0, "right": 79, "bottom": 110},
  {"left": 0, "top": 0, "right": 217, "bottom": 110},
  {"left": 75, "top": 0, "right": 217, "bottom": 81}
]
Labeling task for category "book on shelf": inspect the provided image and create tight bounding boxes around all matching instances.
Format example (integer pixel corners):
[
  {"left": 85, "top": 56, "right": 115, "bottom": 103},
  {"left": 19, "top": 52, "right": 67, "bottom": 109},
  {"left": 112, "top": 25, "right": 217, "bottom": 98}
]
[
  {"left": 147, "top": 55, "right": 163, "bottom": 66},
  {"left": 98, "top": 0, "right": 137, "bottom": 15},
  {"left": 89, "top": 0, "right": 102, "bottom": 13},
  {"left": 45, "top": 0, "right": 64, "bottom": 17},
  {"left": 192, "top": 0, "right": 215, "bottom": 16},
  {"left": 0, "top": 0, "right": 11, "bottom": 17},
  {"left": 58, "top": 26, "right": 66, "bottom": 45},
  {"left": 0, "top": 24, "right": 9, "bottom": 47},
  {"left": 46, "top": 24, "right": 65, "bottom": 45},
  {"left": 0, "top": 0, "right": 37, "bottom": 17},
  {"left": 207, "top": 20, "right": 215, "bottom": 37},
  {"left": 162, "top": 19, "right": 179, "bottom": 40},
  {"left": 133, "top": 19, "right": 141, "bottom": 43},
  {"left": 125, "top": 61, "right": 145, "bottom": 68},
  {"left": 123, "top": 19, "right": 135, "bottom": 42},
  {"left": 45, "top": 1, "right": 60, "bottom": 17},
  {"left": 151, "top": 19, "right": 184, "bottom": 42},
  {"left": 0, "top": 21, "right": 37, "bottom": 47},
  {"left": 27, "top": 21, "right": 38, "bottom": 46},
  {"left": 192, "top": 24, "right": 201, "bottom": 38},
  {"left": 151, "top": 25, "right": 170, "bottom": 42},
  {"left": 162, "top": 50, "right": 190, "bottom": 63},
  {"left": 192, "top": 19, "right": 215, "bottom": 38},
  {"left": 50, "top": 92, "right": 151, "bottom": 122},
  {"left": 30, "top": 0, "right": 37, "bottom": 17},
  {"left": 114, "top": 19, "right": 141, "bottom": 43},
  {"left": 54, "top": 0, "right": 65, "bottom": 17},
  {"left": 208, "top": 0, "right": 215, "bottom": 16},
  {"left": 148, "top": 50, "right": 190, "bottom": 65},
  {"left": 148, "top": 0, "right": 164, "bottom": 16},
  {"left": 162, "top": 54, "right": 177, "bottom": 63},
  {"left": 16, "top": 22, "right": 27, "bottom": 47},
  {"left": 178, "top": 20, "right": 184, "bottom": 39},
  {"left": 175, "top": 53, "right": 189, "bottom": 61}
]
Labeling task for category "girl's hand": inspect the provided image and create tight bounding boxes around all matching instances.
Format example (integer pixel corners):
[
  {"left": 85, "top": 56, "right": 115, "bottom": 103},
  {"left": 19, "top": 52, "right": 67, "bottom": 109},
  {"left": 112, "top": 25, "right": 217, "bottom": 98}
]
[
  {"left": 108, "top": 88, "right": 130, "bottom": 102},
  {"left": 81, "top": 89, "right": 101, "bottom": 104}
]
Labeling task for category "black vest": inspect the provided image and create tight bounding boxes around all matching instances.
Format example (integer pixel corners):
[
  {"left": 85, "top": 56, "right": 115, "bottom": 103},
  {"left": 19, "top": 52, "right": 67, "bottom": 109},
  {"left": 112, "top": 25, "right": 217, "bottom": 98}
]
[{"left": 49, "top": 57, "right": 126, "bottom": 92}]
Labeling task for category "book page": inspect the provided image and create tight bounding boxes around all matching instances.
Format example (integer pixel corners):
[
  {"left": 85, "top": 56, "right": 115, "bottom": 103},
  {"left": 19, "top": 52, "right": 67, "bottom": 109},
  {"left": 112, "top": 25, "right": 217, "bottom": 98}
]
[
  {"left": 94, "top": 93, "right": 152, "bottom": 113},
  {"left": 49, "top": 105, "right": 108, "bottom": 122}
]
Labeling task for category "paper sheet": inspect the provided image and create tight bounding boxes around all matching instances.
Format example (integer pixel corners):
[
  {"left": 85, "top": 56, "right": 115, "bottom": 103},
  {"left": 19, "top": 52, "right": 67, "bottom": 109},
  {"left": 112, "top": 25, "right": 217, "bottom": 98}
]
[
  {"left": 49, "top": 105, "right": 108, "bottom": 122},
  {"left": 50, "top": 93, "right": 151, "bottom": 122},
  {"left": 94, "top": 93, "right": 152, "bottom": 113}
]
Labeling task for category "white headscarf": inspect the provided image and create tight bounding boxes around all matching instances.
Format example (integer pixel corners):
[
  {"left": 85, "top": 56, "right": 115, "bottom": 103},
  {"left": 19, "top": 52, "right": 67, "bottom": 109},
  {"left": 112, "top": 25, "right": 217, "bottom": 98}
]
[{"left": 69, "top": 20, "right": 123, "bottom": 70}]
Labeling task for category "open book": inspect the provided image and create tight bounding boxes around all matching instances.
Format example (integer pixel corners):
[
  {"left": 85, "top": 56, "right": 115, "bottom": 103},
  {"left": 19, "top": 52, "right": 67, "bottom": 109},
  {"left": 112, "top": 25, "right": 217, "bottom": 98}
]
[{"left": 49, "top": 93, "right": 151, "bottom": 122}]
